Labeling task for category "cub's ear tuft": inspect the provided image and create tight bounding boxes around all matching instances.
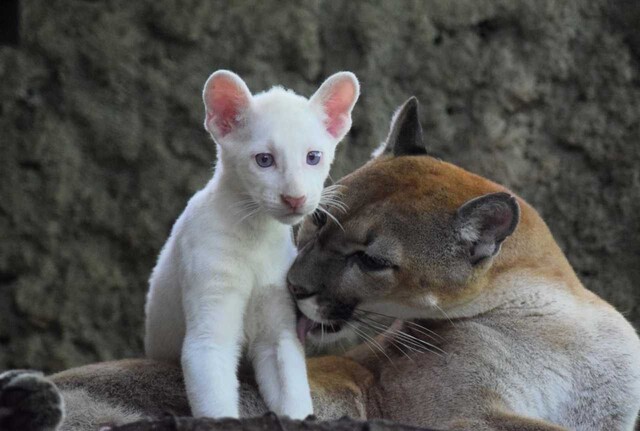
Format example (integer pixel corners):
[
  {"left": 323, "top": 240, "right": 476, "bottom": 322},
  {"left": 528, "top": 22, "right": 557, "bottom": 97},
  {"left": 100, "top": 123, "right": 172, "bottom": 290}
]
[
  {"left": 382, "top": 96, "right": 427, "bottom": 157},
  {"left": 455, "top": 192, "right": 520, "bottom": 265},
  {"left": 309, "top": 71, "right": 360, "bottom": 141},
  {"left": 202, "top": 70, "right": 252, "bottom": 141}
]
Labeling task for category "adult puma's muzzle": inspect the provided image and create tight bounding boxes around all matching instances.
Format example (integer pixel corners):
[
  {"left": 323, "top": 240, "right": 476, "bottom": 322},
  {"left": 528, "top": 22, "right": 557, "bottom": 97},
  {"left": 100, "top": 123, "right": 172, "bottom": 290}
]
[{"left": 288, "top": 261, "right": 362, "bottom": 345}]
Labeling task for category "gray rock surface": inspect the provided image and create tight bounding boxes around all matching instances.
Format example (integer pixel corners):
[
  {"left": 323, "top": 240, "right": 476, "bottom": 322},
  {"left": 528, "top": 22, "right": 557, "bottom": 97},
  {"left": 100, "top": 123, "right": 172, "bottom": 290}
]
[{"left": 0, "top": 0, "right": 638, "bottom": 372}]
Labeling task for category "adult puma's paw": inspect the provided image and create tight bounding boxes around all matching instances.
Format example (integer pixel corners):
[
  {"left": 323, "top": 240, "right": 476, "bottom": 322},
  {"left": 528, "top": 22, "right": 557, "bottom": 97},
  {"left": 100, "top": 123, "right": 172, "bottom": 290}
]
[{"left": 0, "top": 370, "right": 64, "bottom": 431}]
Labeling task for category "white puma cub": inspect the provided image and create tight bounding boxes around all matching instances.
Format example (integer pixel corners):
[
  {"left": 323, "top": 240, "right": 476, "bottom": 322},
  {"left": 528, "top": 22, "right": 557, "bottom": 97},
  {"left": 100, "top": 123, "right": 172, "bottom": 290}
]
[{"left": 144, "top": 70, "right": 359, "bottom": 419}]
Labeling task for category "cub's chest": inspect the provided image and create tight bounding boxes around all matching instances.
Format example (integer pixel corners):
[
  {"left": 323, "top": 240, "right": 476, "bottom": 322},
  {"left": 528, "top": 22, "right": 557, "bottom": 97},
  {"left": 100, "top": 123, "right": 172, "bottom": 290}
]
[{"left": 240, "top": 229, "right": 297, "bottom": 276}]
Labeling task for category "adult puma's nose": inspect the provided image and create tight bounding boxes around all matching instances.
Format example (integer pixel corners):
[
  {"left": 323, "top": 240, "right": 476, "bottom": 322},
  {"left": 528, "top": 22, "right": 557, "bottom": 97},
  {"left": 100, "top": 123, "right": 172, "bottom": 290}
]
[
  {"left": 288, "top": 282, "right": 315, "bottom": 300},
  {"left": 281, "top": 194, "right": 306, "bottom": 211}
]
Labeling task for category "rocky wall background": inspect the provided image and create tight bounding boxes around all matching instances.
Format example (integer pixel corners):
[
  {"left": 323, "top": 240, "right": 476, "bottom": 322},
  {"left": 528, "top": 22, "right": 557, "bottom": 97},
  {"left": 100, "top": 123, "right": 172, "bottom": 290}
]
[{"left": 1, "top": 0, "right": 639, "bottom": 372}]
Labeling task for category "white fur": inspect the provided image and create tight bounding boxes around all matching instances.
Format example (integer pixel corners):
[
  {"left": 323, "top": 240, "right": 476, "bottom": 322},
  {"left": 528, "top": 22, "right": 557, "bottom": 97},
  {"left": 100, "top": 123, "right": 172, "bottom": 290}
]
[{"left": 144, "top": 70, "right": 359, "bottom": 419}]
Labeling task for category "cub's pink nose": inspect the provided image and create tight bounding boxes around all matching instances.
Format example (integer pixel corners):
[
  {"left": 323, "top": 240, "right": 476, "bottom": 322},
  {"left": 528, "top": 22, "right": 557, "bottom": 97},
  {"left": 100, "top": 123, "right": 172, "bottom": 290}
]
[{"left": 281, "top": 195, "right": 306, "bottom": 211}]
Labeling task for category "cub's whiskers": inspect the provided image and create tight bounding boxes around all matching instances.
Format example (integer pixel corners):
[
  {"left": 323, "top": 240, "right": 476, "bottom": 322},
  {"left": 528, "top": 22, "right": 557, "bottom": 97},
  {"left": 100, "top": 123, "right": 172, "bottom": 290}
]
[
  {"left": 316, "top": 205, "right": 344, "bottom": 231},
  {"left": 231, "top": 201, "right": 261, "bottom": 227},
  {"left": 320, "top": 185, "right": 348, "bottom": 214}
]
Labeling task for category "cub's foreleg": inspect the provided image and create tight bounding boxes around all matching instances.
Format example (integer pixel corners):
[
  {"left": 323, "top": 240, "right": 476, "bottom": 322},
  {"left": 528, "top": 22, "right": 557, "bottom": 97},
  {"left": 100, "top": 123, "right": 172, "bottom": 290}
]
[
  {"left": 182, "top": 289, "right": 248, "bottom": 418},
  {"left": 276, "top": 335, "right": 313, "bottom": 418},
  {"left": 248, "top": 286, "right": 313, "bottom": 419}
]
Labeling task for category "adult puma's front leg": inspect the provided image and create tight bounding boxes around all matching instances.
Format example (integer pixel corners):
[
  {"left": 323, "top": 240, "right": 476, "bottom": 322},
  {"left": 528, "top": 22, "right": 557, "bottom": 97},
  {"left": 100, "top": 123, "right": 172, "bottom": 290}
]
[{"left": 307, "top": 356, "right": 373, "bottom": 420}]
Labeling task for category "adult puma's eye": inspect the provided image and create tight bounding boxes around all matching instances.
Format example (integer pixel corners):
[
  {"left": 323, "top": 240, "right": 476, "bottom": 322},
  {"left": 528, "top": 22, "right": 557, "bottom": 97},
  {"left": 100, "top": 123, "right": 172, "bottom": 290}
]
[
  {"left": 307, "top": 151, "right": 322, "bottom": 165},
  {"left": 355, "top": 251, "right": 391, "bottom": 271},
  {"left": 255, "top": 153, "right": 274, "bottom": 168},
  {"left": 312, "top": 209, "right": 327, "bottom": 227}
]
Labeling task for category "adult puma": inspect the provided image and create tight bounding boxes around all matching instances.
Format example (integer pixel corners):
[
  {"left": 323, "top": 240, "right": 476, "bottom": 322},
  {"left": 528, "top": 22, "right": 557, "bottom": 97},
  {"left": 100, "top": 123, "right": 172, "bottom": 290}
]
[{"left": 2, "top": 98, "right": 639, "bottom": 431}]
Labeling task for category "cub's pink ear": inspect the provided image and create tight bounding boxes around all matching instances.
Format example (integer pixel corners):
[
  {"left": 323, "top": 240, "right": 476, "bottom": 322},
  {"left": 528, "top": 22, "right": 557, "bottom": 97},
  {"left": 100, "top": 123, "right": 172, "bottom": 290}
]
[
  {"left": 309, "top": 72, "right": 360, "bottom": 140},
  {"left": 202, "top": 70, "right": 252, "bottom": 140}
]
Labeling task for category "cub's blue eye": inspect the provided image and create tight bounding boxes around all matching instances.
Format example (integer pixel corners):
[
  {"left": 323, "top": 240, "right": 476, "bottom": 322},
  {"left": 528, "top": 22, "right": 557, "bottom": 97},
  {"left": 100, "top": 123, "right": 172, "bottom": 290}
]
[
  {"left": 255, "top": 153, "right": 274, "bottom": 168},
  {"left": 306, "top": 151, "right": 322, "bottom": 166}
]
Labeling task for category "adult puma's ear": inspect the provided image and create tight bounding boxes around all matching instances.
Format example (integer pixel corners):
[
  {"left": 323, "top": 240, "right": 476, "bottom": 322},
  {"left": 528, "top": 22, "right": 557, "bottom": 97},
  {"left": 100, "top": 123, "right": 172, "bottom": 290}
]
[
  {"left": 382, "top": 97, "right": 426, "bottom": 157},
  {"left": 309, "top": 71, "right": 360, "bottom": 140},
  {"left": 455, "top": 192, "right": 520, "bottom": 265},
  {"left": 202, "top": 70, "right": 252, "bottom": 141}
]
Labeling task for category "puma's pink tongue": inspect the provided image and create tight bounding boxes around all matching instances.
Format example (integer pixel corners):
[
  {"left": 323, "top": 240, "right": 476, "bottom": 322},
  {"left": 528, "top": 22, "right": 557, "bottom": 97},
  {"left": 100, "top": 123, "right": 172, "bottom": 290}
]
[{"left": 296, "top": 315, "right": 317, "bottom": 345}]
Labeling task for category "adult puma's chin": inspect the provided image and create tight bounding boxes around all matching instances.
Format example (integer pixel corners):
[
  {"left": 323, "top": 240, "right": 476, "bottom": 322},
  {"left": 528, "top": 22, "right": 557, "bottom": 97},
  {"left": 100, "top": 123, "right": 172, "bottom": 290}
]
[
  {"left": 295, "top": 309, "right": 366, "bottom": 353},
  {"left": 296, "top": 314, "right": 346, "bottom": 343}
]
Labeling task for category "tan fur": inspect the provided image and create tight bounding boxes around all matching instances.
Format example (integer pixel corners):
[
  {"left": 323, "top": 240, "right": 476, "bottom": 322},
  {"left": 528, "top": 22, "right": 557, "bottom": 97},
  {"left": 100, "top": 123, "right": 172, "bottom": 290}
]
[
  {"left": 307, "top": 356, "right": 373, "bottom": 419},
  {"left": 286, "top": 152, "right": 640, "bottom": 430},
  {"left": 332, "top": 154, "right": 582, "bottom": 308}
]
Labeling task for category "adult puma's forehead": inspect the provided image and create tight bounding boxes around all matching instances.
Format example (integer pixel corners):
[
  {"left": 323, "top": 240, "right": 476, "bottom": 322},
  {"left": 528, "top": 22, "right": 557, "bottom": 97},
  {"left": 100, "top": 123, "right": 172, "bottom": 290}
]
[{"left": 337, "top": 155, "right": 512, "bottom": 223}]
